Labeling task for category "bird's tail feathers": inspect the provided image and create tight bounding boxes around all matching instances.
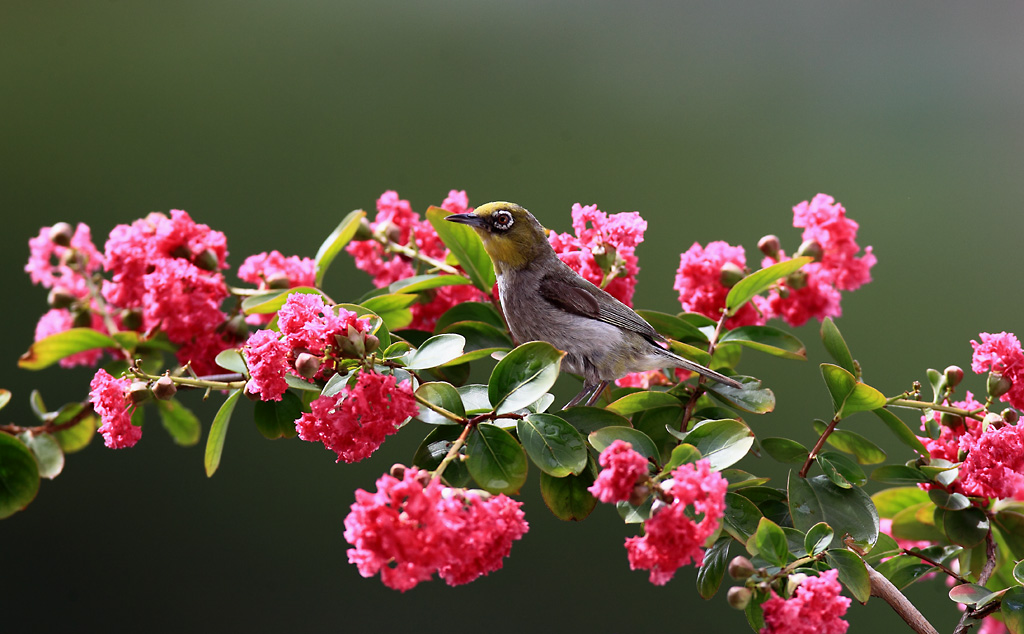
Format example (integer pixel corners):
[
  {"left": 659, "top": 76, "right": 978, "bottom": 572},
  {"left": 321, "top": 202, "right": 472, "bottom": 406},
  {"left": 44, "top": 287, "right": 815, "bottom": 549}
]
[{"left": 666, "top": 352, "right": 743, "bottom": 389}]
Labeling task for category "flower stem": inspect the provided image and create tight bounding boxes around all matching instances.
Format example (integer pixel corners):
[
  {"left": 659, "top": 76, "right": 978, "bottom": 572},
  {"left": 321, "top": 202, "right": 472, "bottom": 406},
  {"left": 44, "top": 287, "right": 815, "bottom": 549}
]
[
  {"left": 131, "top": 368, "right": 247, "bottom": 391},
  {"left": 383, "top": 239, "right": 460, "bottom": 276},
  {"left": 413, "top": 392, "right": 465, "bottom": 424},
  {"left": 902, "top": 548, "right": 968, "bottom": 584},
  {"left": 887, "top": 398, "right": 986, "bottom": 421}
]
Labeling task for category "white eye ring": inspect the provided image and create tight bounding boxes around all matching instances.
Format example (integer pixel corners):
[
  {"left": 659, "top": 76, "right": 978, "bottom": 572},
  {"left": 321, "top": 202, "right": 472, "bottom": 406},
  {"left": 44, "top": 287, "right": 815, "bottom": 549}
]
[{"left": 492, "top": 210, "right": 514, "bottom": 230}]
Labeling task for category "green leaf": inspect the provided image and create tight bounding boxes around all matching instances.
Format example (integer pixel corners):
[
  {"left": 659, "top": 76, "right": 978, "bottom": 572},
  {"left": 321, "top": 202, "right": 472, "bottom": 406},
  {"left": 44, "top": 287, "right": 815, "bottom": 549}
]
[
  {"left": 414, "top": 382, "right": 465, "bottom": 425},
  {"left": 722, "top": 469, "right": 771, "bottom": 489},
  {"left": 285, "top": 373, "right": 324, "bottom": 392},
  {"left": 20, "top": 432, "right": 64, "bottom": 480},
  {"left": 617, "top": 496, "right": 654, "bottom": 524},
  {"left": 588, "top": 427, "right": 660, "bottom": 462},
  {"left": 156, "top": 399, "right": 202, "bottom": 446},
  {"left": 605, "top": 391, "right": 681, "bottom": 416},
  {"left": 436, "top": 302, "right": 505, "bottom": 332},
  {"left": 805, "top": 522, "right": 834, "bottom": 556},
  {"left": 725, "top": 256, "right": 813, "bottom": 313},
  {"left": 681, "top": 418, "right": 754, "bottom": 470},
  {"left": 663, "top": 443, "right": 702, "bottom": 473},
  {"left": 1002, "top": 586, "right": 1024, "bottom": 634},
  {"left": 891, "top": 501, "right": 945, "bottom": 543},
  {"left": 205, "top": 390, "right": 242, "bottom": 477},
  {"left": 314, "top": 209, "right": 365, "bottom": 287},
  {"left": 762, "top": 437, "right": 810, "bottom": 464},
  {"left": 941, "top": 506, "right": 990, "bottom": 548},
  {"left": 389, "top": 274, "right": 473, "bottom": 295},
  {"left": 863, "top": 532, "right": 901, "bottom": 566},
  {"left": 875, "top": 554, "right": 938, "bottom": 590},
  {"left": 752, "top": 517, "right": 790, "bottom": 567},
  {"left": 950, "top": 583, "right": 995, "bottom": 605},
  {"left": 870, "top": 465, "right": 930, "bottom": 485},
  {"left": 697, "top": 537, "right": 732, "bottom": 599},
  {"left": 18, "top": 328, "right": 119, "bottom": 370},
  {"left": 242, "top": 286, "right": 325, "bottom": 315},
  {"left": 441, "top": 318, "right": 514, "bottom": 352},
  {"left": 723, "top": 491, "right": 764, "bottom": 543},
  {"left": 488, "top": 341, "right": 564, "bottom": 414},
  {"left": 720, "top": 326, "right": 807, "bottom": 360},
  {"left": 253, "top": 391, "right": 302, "bottom": 440},
  {"left": 539, "top": 455, "right": 598, "bottom": 521},
  {"left": 0, "top": 432, "right": 40, "bottom": 518},
  {"left": 788, "top": 472, "right": 879, "bottom": 550},
  {"left": 634, "top": 406, "right": 682, "bottom": 463},
  {"left": 826, "top": 549, "right": 871, "bottom": 603},
  {"left": 820, "top": 317, "right": 856, "bottom": 376},
  {"left": 403, "top": 333, "right": 466, "bottom": 370},
  {"left": 929, "top": 488, "right": 971, "bottom": 511},
  {"left": 635, "top": 310, "right": 708, "bottom": 343},
  {"left": 412, "top": 425, "right": 473, "bottom": 488},
  {"left": 820, "top": 364, "right": 886, "bottom": 419},
  {"left": 426, "top": 206, "right": 497, "bottom": 292},
  {"left": 466, "top": 423, "right": 528, "bottom": 494},
  {"left": 1015, "top": 560, "right": 1024, "bottom": 585},
  {"left": 995, "top": 511, "right": 1024, "bottom": 560},
  {"left": 667, "top": 340, "right": 712, "bottom": 367},
  {"left": 706, "top": 377, "right": 775, "bottom": 414},
  {"left": 517, "top": 413, "right": 587, "bottom": 477},
  {"left": 871, "top": 487, "right": 930, "bottom": 518},
  {"left": 558, "top": 406, "right": 632, "bottom": 435},
  {"left": 361, "top": 293, "right": 418, "bottom": 331},
  {"left": 51, "top": 403, "right": 96, "bottom": 453},
  {"left": 335, "top": 303, "right": 392, "bottom": 351},
  {"left": 808, "top": 419, "right": 887, "bottom": 465},
  {"left": 873, "top": 408, "right": 930, "bottom": 456},
  {"left": 214, "top": 348, "right": 249, "bottom": 376},
  {"left": 29, "top": 390, "right": 47, "bottom": 422},
  {"left": 817, "top": 451, "right": 867, "bottom": 489}
]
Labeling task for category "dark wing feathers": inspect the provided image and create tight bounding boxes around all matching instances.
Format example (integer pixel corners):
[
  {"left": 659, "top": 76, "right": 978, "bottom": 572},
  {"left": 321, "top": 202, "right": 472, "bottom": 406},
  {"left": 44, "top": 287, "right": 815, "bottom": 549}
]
[{"left": 538, "top": 273, "right": 663, "bottom": 341}]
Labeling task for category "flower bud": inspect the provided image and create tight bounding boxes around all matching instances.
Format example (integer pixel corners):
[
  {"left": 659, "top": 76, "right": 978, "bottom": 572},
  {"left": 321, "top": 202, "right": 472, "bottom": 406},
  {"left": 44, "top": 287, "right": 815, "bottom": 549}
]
[
  {"left": 785, "top": 269, "right": 808, "bottom": 290},
  {"left": 119, "top": 308, "right": 144, "bottom": 331},
  {"left": 71, "top": 309, "right": 92, "bottom": 328},
  {"left": 728, "top": 556, "right": 755, "bottom": 580},
  {"left": 152, "top": 375, "right": 177, "bottom": 400},
  {"left": 757, "top": 234, "right": 781, "bottom": 259},
  {"left": 957, "top": 447, "right": 969, "bottom": 462},
  {"left": 719, "top": 262, "right": 745, "bottom": 288},
  {"left": 49, "top": 222, "right": 74, "bottom": 247},
  {"left": 944, "top": 365, "right": 964, "bottom": 389},
  {"left": 727, "top": 586, "right": 752, "bottom": 610},
  {"left": 982, "top": 412, "right": 1004, "bottom": 432},
  {"left": 193, "top": 248, "right": 220, "bottom": 272},
  {"left": 171, "top": 244, "right": 192, "bottom": 260},
  {"left": 224, "top": 314, "right": 249, "bottom": 341},
  {"left": 129, "top": 381, "right": 152, "bottom": 404},
  {"left": 629, "top": 483, "right": 651, "bottom": 507},
  {"left": 796, "top": 239, "right": 823, "bottom": 261},
  {"left": 592, "top": 243, "right": 618, "bottom": 274},
  {"left": 940, "top": 412, "right": 964, "bottom": 430},
  {"left": 384, "top": 222, "right": 402, "bottom": 244},
  {"left": 265, "top": 274, "right": 291, "bottom": 290},
  {"left": 47, "top": 287, "right": 77, "bottom": 309},
  {"left": 363, "top": 333, "right": 380, "bottom": 355},
  {"left": 785, "top": 573, "right": 809, "bottom": 596},
  {"left": 988, "top": 372, "right": 1012, "bottom": 399},
  {"left": 59, "top": 249, "right": 80, "bottom": 268},
  {"left": 389, "top": 463, "right": 406, "bottom": 479},
  {"left": 294, "top": 352, "right": 321, "bottom": 379},
  {"left": 1002, "top": 408, "right": 1019, "bottom": 425},
  {"left": 243, "top": 379, "right": 262, "bottom": 401},
  {"left": 353, "top": 216, "right": 374, "bottom": 241}
]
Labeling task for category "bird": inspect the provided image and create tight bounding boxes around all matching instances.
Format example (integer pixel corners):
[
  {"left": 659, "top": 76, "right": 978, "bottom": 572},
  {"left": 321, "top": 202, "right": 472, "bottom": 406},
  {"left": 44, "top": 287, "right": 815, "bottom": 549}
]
[{"left": 445, "top": 202, "right": 742, "bottom": 408}]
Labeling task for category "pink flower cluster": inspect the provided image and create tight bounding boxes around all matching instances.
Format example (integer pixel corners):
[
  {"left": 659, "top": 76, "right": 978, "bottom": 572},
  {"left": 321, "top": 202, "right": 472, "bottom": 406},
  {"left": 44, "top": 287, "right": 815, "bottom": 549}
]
[
  {"left": 625, "top": 459, "right": 727, "bottom": 585},
  {"left": 345, "top": 190, "right": 486, "bottom": 330},
  {"left": 88, "top": 369, "right": 142, "bottom": 449},
  {"left": 760, "top": 569, "right": 851, "bottom": 634},
  {"left": 615, "top": 369, "right": 686, "bottom": 389},
  {"left": 296, "top": 371, "right": 419, "bottom": 463},
  {"left": 971, "top": 332, "right": 1024, "bottom": 410},
  {"left": 548, "top": 203, "right": 647, "bottom": 307},
  {"left": 674, "top": 194, "right": 874, "bottom": 328},
  {"left": 588, "top": 440, "right": 650, "bottom": 503},
  {"left": 343, "top": 467, "right": 528, "bottom": 591},
  {"left": 237, "top": 250, "right": 316, "bottom": 325},
  {"left": 960, "top": 422, "right": 1024, "bottom": 500}
]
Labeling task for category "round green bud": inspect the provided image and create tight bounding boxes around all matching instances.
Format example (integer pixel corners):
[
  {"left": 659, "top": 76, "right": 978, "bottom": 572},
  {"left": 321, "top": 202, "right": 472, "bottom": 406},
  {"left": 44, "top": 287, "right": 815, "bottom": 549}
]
[
  {"left": 1002, "top": 408, "right": 1019, "bottom": 425},
  {"left": 785, "top": 269, "right": 808, "bottom": 290},
  {"left": 944, "top": 365, "right": 964, "bottom": 388},
  {"left": 49, "top": 222, "right": 74, "bottom": 247},
  {"left": 129, "top": 381, "right": 152, "bottom": 404},
  {"left": 353, "top": 217, "right": 374, "bottom": 241},
  {"left": 47, "top": 287, "right": 77, "bottom": 309},
  {"left": 988, "top": 372, "right": 1012, "bottom": 399},
  {"left": 796, "top": 239, "right": 823, "bottom": 261},
  {"left": 294, "top": 353, "right": 321, "bottom": 379},
  {"left": 71, "top": 309, "right": 92, "bottom": 328},
  {"left": 389, "top": 463, "right": 406, "bottom": 479},
  {"left": 265, "top": 274, "right": 291, "bottom": 290},
  {"left": 224, "top": 314, "right": 249, "bottom": 341},
  {"left": 719, "top": 262, "right": 746, "bottom": 288},
  {"left": 728, "top": 556, "right": 755, "bottom": 580},
  {"left": 364, "top": 334, "right": 380, "bottom": 355},
  {"left": 940, "top": 412, "right": 964, "bottom": 430},
  {"left": 152, "top": 375, "right": 177, "bottom": 400},
  {"left": 727, "top": 587, "right": 752, "bottom": 610},
  {"left": 170, "top": 244, "right": 192, "bottom": 260},
  {"left": 982, "top": 412, "right": 1003, "bottom": 432},
  {"left": 757, "top": 234, "right": 781, "bottom": 259},
  {"left": 120, "top": 308, "right": 144, "bottom": 331},
  {"left": 193, "top": 249, "right": 220, "bottom": 272}
]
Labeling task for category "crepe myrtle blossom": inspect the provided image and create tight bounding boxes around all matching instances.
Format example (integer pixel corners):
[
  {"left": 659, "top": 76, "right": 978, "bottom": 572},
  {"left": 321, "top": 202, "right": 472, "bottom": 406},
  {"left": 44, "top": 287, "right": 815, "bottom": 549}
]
[
  {"left": 760, "top": 569, "right": 851, "bottom": 634},
  {"left": 238, "top": 250, "right": 316, "bottom": 324},
  {"left": 674, "top": 241, "right": 768, "bottom": 328},
  {"left": 916, "top": 391, "right": 986, "bottom": 496},
  {"left": 588, "top": 440, "right": 650, "bottom": 504},
  {"left": 242, "top": 329, "right": 292, "bottom": 401},
  {"left": 25, "top": 222, "right": 104, "bottom": 293},
  {"left": 88, "top": 369, "right": 142, "bottom": 449},
  {"left": 971, "top": 331, "right": 1024, "bottom": 410},
  {"left": 959, "top": 421, "right": 1024, "bottom": 501}
]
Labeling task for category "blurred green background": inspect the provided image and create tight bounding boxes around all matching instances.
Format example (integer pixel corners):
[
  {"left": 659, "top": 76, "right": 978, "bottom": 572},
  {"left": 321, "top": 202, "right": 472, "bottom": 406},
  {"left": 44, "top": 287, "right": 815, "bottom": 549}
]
[{"left": 3, "top": 2, "right": 1023, "bottom": 632}]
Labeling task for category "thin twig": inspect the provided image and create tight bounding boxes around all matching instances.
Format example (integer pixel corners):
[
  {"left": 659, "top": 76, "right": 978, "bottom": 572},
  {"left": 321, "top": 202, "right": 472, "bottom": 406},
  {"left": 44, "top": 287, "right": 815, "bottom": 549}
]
[{"left": 902, "top": 548, "right": 968, "bottom": 584}]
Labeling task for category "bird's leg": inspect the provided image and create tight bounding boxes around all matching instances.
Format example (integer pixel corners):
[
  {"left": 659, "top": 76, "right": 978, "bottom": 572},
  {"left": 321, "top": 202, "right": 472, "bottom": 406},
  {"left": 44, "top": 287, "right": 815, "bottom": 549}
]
[
  {"left": 565, "top": 383, "right": 599, "bottom": 409},
  {"left": 583, "top": 380, "right": 610, "bottom": 407}
]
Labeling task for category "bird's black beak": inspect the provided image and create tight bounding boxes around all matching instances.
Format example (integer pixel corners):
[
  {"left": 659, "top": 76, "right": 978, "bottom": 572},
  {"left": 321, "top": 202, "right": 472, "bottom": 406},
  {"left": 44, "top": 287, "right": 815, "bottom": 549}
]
[{"left": 445, "top": 213, "right": 489, "bottom": 229}]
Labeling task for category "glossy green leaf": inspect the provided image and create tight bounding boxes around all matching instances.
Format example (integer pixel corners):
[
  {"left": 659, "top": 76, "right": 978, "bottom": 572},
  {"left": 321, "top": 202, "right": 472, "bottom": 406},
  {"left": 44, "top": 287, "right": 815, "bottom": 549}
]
[
  {"left": 606, "top": 391, "right": 681, "bottom": 416},
  {"left": 204, "top": 389, "right": 242, "bottom": 477},
  {"left": 817, "top": 451, "right": 867, "bottom": 489},
  {"left": 682, "top": 418, "right": 754, "bottom": 470},
  {"left": 941, "top": 506, "right": 990, "bottom": 548},
  {"left": 809, "top": 419, "right": 887, "bottom": 464},
  {"left": 634, "top": 406, "right": 682, "bottom": 462},
  {"left": 156, "top": 399, "right": 202, "bottom": 446},
  {"left": 864, "top": 532, "right": 901, "bottom": 566},
  {"left": 1002, "top": 586, "right": 1024, "bottom": 634},
  {"left": 518, "top": 413, "right": 587, "bottom": 477},
  {"left": 617, "top": 495, "right": 654, "bottom": 524},
  {"left": 666, "top": 340, "right": 712, "bottom": 367},
  {"left": 929, "top": 488, "right": 971, "bottom": 511},
  {"left": 635, "top": 310, "right": 708, "bottom": 342},
  {"left": 805, "top": 522, "right": 835, "bottom": 556},
  {"left": 921, "top": 459, "right": 959, "bottom": 487},
  {"left": 253, "top": 391, "right": 302, "bottom": 440},
  {"left": 873, "top": 408, "right": 930, "bottom": 456},
  {"left": 51, "top": 403, "right": 96, "bottom": 453},
  {"left": 242, "top": 286, "right": 325, "bottom": 315},
  {"left": 1015, "top": 560, "right": 1024, "bottom": 585},
  {"left": 820, "top": 317, "right": 856, "bottom": 376},
  {"left": 720, "top": 326, "right": 807, "bottom": 360},
  {"left": 29, "top": 390, "right": 47, "bottom": 422},
  {"left": 871, "top": 486, "right": 930, "bottom": 518},
  {"left": 558, "top": 407, "right": 632, "bottom": 435},
  {"left": 314, "top": 209, "right": 365, "bottom": 286},
  {"left": 994, "top": 511, "right": 1024, "bottom": 560},
  {"left": 441, "top": 320, "right": 513, "bottom": 353},
  {"left": 723, "top": 491, "right": 764, "bottom": 543},
  {"left": 588, "top": 426, "right": 660, "bottom": 462},
  {"left": 539, "top": 455, "right": 597, "bottom": 521},
  {"left": 722, "top": 469, "right": 771, "bottom": 489},
  {"left": 21, "top": 432, "right": 64, "bottom": 480},
  {"left": 0, "top": 432, "right": 40, "bottom": 518},
  {"left": 820, "top": 364, "right": 886, "bottom": 419},
  {"left": 891, "top": 501, "right": 945, "bottom": 543},
  {"left": 466, "top": 423, "right": 528, "bottom": 494},
  {"left": 426, "top": 206, "right": 497, "bottom": 292},
  {"left": 870, "top": 465, "right": 930, "bottom": 485},
  {"left": 361, "top": 293, "right": 418, "bottom": 330},
  {"left": 949, "top": 583, "right": 994, "bottom": 605},
  {"left": 725, "top": 256, "right": 813, "bottom": 313},
  {"left": 214, "top": 348, "right": 249, "bottom": 376},
  {"left": 752, "top": 517, "right": 790, "bottom": 567},
  {"left": 436, "top": 302, "right": 505, "bottom": 331},
  {"left": 788, "top": 472, "right": 878, "bottom": 550},
  {"left": 663, "top": 443, "right": 702, "bottom": 473},
  {"left": 762, "top": 437, "right": 810, "bottom": 464},
  {"left": 697, "top": 537, "right": 732, "bottom": 599},
  {"left": 414, "top": 381, "right": 465, "bottom": 425},
  {"left": 336, "top": 303, "right": 392, "bottom": 351},
  {"left": 488, "top": 341, "right": 563, "bottom": 414},
  {"left": 403, "top": 333, "right": 466, "bottom": 370},
  {"left": 826, "top": 549, "right": 871, "bottom": 603},
  {"left": 389, "top": 274, "right": 473, "bottom": 295},
  {"left": 412, "top": 425, "right": 473, "bottom": 488},
  {"left": 18, "top": 328, "right": 119, "bottom": 370},
  {"left": 706, "top": 376, "right": 776, "bottom": 414},
  {"left": 875, "top": 554, "right": 937, "bottom": 590}
]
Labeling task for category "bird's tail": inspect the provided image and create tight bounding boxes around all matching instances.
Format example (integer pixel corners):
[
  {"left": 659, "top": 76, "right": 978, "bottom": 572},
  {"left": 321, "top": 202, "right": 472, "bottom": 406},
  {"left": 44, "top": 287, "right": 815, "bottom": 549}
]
[{"left": 665, "top": 350, "right": 743, "bottom": 389}]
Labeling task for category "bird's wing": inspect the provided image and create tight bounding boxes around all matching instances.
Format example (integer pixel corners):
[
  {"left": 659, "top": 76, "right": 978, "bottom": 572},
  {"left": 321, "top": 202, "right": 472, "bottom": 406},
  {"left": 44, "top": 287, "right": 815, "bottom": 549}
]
[{"left": 538, "top": 272, "right": 663, "bottom": 341}]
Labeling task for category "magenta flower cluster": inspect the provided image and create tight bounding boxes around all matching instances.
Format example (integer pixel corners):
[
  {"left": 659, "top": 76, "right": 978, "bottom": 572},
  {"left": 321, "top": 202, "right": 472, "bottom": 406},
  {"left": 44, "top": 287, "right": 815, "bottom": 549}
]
[
  {"left": 759, "top": 569, "right": 851, "bottom": 634},
  {"left": 88, "top": 369, "right": 141, "bottom": 449},
  {"left": 587, "top": 440, "right": 650, "bottom": 503}
]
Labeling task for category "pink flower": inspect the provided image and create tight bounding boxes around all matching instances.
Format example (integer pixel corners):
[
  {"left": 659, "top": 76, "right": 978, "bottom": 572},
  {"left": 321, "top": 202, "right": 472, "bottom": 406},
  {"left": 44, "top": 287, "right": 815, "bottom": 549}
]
[
  {"left": 760, "top": 569, "right": 851, "bottom": 634},
  {"left": 588, "top": 440, "right": 650, "bottom": 503},
  {"left": 763, "top": 263, "right": 843, "bottom": 327},
  {"left": 436, "top": 491, "right": 529, "bottom": 587},
  {"left": 142, "top": 258, "right": 229, "bottom": 345},
  {"left": 88, "top": 369, "right": 141, "bottom": 449},
  {"left": 295, "top": 372, "right": 418, "bottom": 463},
  {"left": 978, "top": 617, "right": 1008, "bottom": 634},
  {"left": 34, "top": 309, "right": 108, "bottom": 368},
  {"left": 238, "top": 250, "right": 317, "bottom": 324},
  {"left": 674, "top": 241, "right": 767, "bottom": 327},
  {"left": 25, "top": 223, "right": 104, "bottom": 292},
  {"left": 959, "top": 422, "right": 1024, "bottom": 500},
  {"left": 548, "top": 203, "right": 647, "bottom": 307},
  {"left": 175, "top": 330, "right": 236, "bottom": 377},
  {"left": 971, "top": 332, "right": 1024, "bottom": 410},
  {"left": 243, "top": 329, "right": 291, "bottom": 401},
  {"left": 917, "top": 392, "right": 986, "bottom": 496},
  {"left": 277, "top": 292, "right": 369, "bottom": 360},
  {"left": 624, "top": 459, "right": 727, "bottom": 585}
]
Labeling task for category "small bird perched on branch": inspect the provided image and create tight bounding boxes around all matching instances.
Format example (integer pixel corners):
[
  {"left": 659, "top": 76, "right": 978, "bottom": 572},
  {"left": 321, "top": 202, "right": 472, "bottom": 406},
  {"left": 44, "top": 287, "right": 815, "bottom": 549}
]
[{"left": 446, "top": 202, "right": 742, "bottom": 407}]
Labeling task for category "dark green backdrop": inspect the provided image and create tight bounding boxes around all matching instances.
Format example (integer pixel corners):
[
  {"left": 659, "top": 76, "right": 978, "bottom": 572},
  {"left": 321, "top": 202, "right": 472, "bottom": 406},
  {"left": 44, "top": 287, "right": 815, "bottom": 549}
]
[{"left": 3, "top": 2, "right": 1023, "bottom": 632}]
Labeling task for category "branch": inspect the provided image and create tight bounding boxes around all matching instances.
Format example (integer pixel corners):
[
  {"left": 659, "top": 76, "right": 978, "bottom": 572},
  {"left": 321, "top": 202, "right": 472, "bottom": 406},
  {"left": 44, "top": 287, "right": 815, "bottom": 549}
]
[
  {"left": 902, "top": 548, "right": 968, "bottom": 584},
  {"left": 953, "top": 531, "right": 999, "bottom": 634},
  {"left": 798, "top": 414, "right": 841, "bottom": 478},
  {"left": 866, "top": 563, "right": 939, "bottom": 634}
]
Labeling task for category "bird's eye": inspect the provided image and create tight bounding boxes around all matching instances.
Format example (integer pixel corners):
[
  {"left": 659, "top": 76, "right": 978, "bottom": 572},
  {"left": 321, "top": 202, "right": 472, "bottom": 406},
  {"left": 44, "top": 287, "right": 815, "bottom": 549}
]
[{"left": 491, "top": 210, "right": 514, "bottom": 231}]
